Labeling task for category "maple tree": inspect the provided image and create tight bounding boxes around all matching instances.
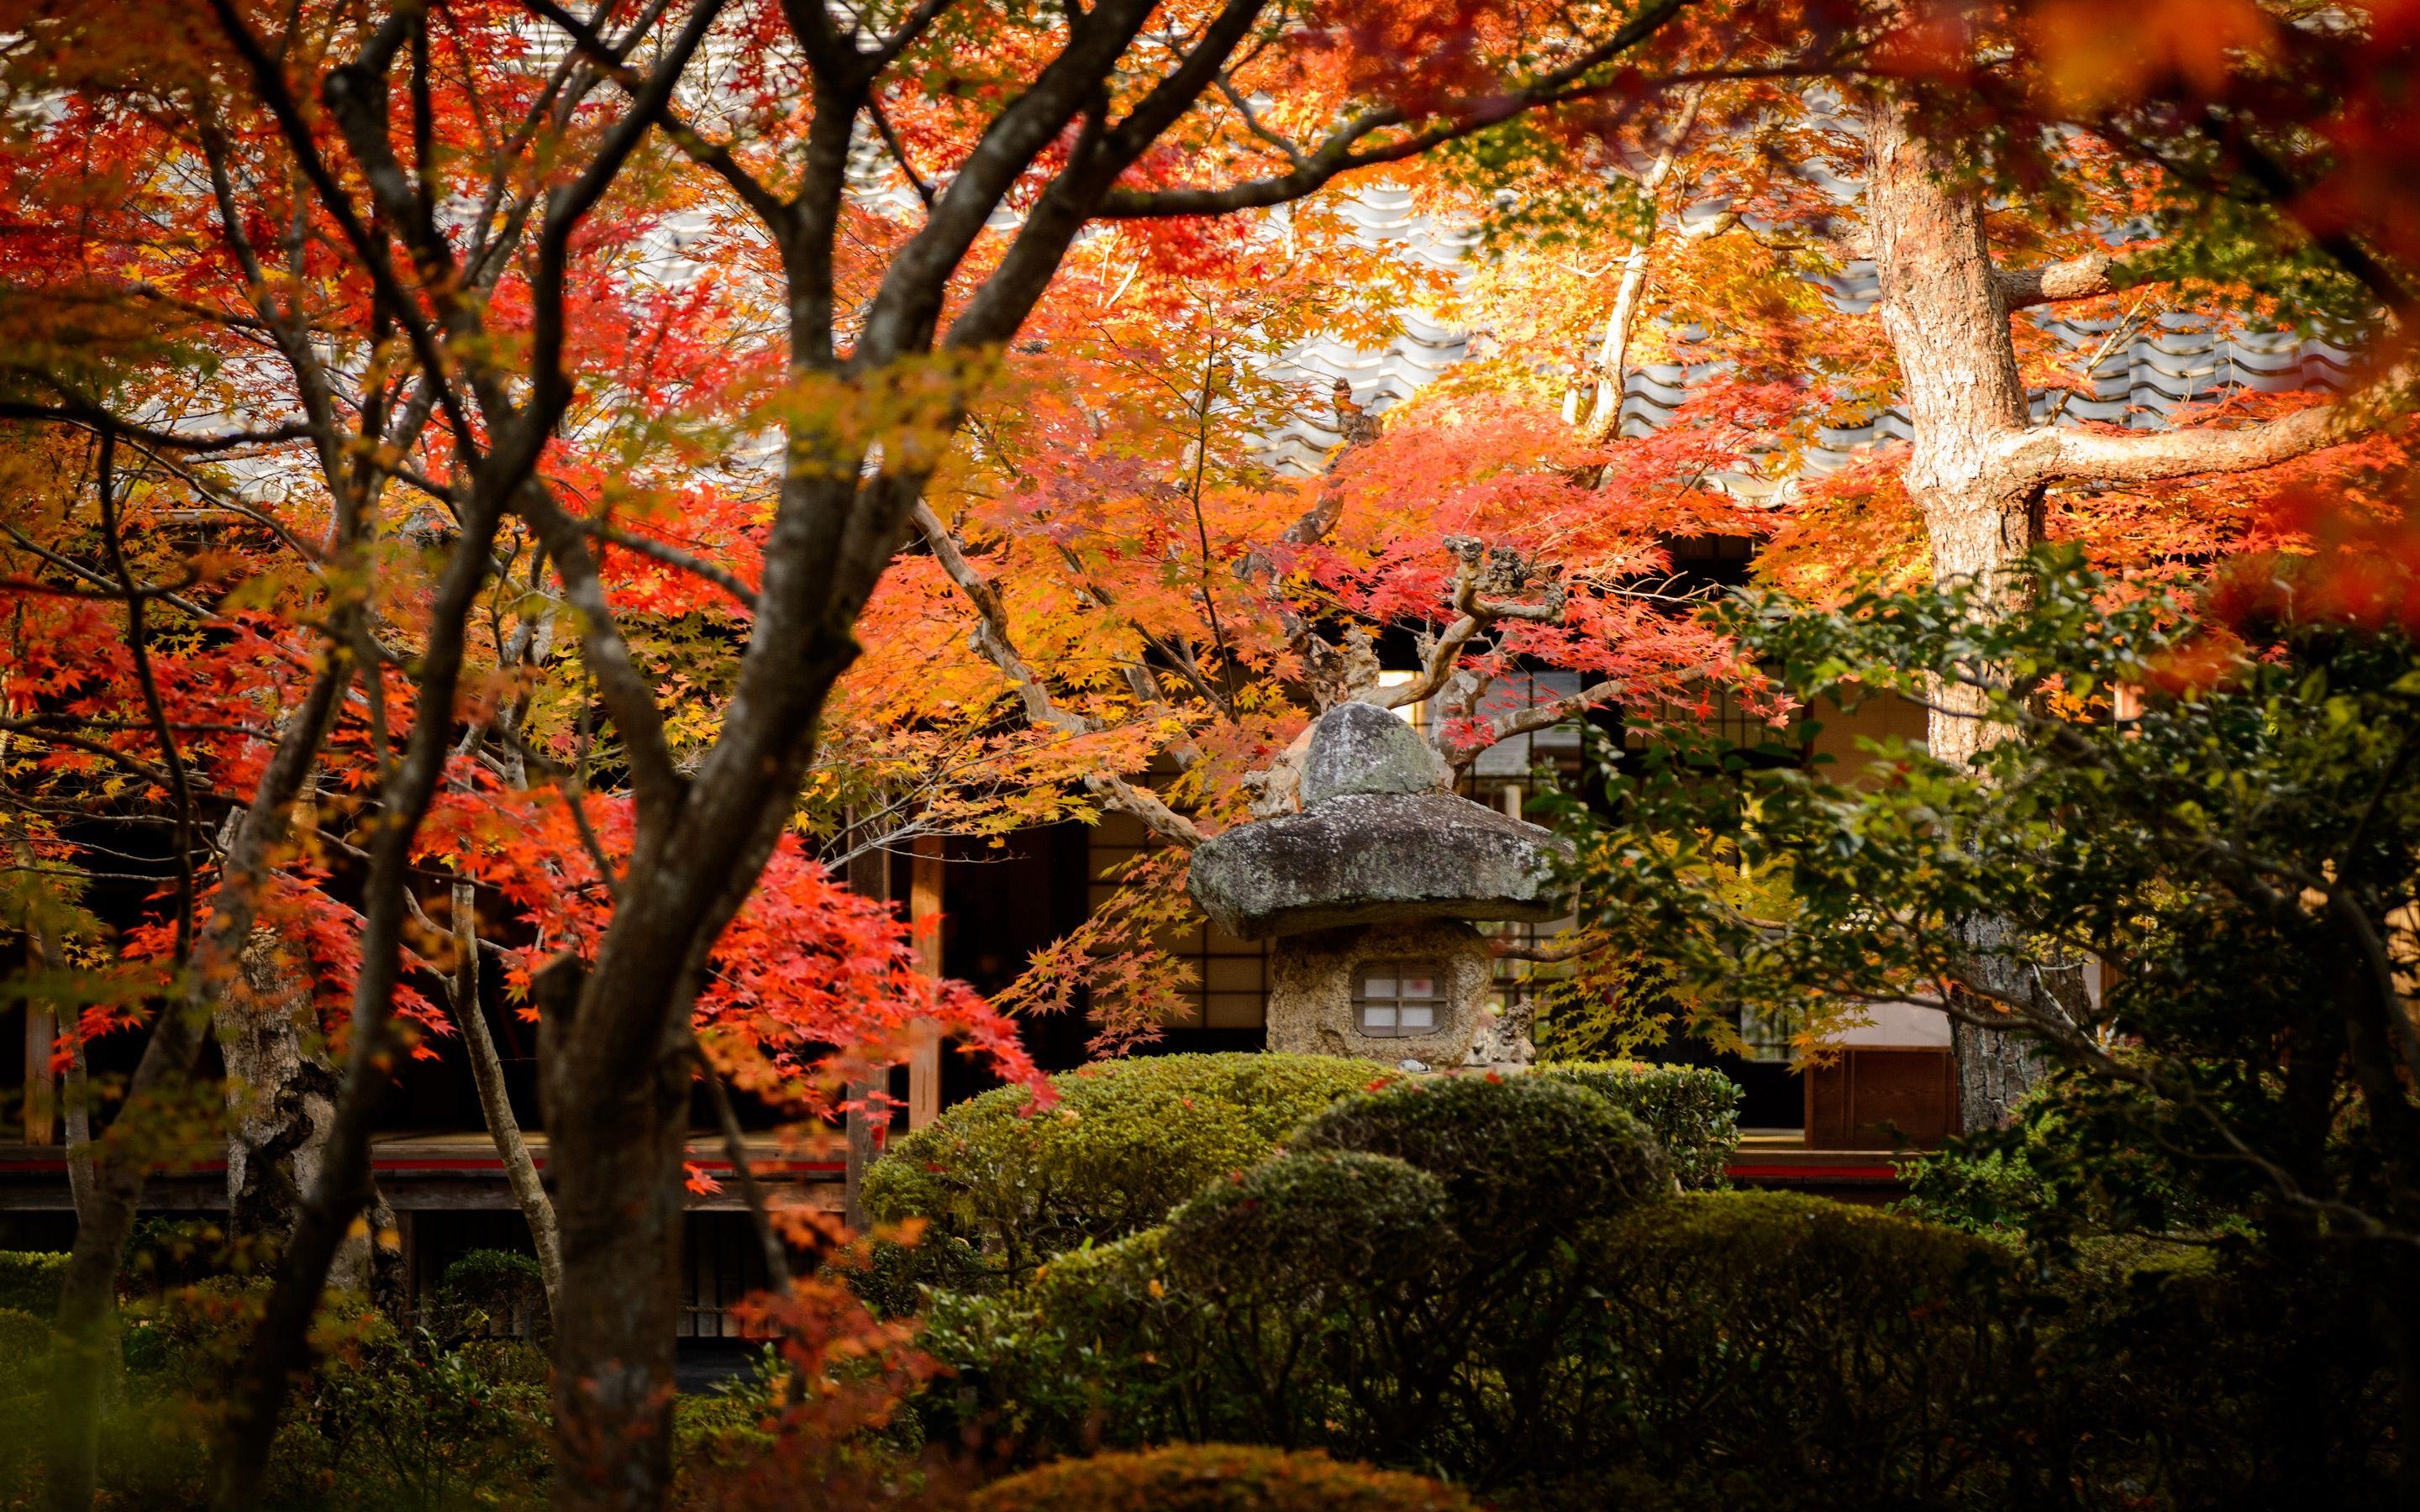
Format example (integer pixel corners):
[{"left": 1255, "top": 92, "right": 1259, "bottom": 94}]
[
  {"left": 0, "top": 1, "right": 1856, "bottom": 1509},
  {"left": 5, "top": 0, "right": 2417, "bottom": 1507},
  {"left": 1253, "top": 2, "right": 2420, "bottom": 1121},
  {"left": 0, "top": 7, "right": 1040, "bottom": 1506},
  {"left": 1818, "top": 3, "right": 2417, "bottom": 1119}
]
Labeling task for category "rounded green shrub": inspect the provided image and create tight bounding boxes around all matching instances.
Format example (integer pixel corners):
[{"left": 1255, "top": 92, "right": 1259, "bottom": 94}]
[
  {"left": 0, "top": 1250, "right": 68, "bottom": 1316},
  {"left": 1164, "top": 1152, "right": 1445, "bottom": 1299},
  {"left": 1532, "top": 1061, "right": 1740, "bottom": 1189},
  {"left": 438, "top": 1248, "right": 549, "bottom": 1339},
  {"left": 863, "top": 1053, "right": 1398, "bottom": 1294},
  {"left": 1286, "top": 1072, "right": 1668, "bottom": 1244},
  {"left": 0, "top": 1305, "right": 51, "bottom": 1362},
  {"left": 919, "top": 1231, "right": 1195, "bottom": 1454},
  {"left": 966, "top": 1444, "right": 1476, "bottom": 1511},
  {"left": 1564, "top": 1190, "right": 2018, "bottom": 1508},
  {"left": 927, "top": 1079, "right": 1679, "bottom": 1478}
]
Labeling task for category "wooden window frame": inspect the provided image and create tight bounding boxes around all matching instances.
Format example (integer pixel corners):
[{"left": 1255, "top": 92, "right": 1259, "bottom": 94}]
[{"left": 1353, "top": 960, "right": 1444, "bottom": 1038}]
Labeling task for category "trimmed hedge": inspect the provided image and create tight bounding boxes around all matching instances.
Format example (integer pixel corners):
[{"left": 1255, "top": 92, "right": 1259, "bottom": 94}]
[
  {"left": 922, "top": 1231, "right": 1185, "bottom": 1452},
  {"left": 922, "top": 1074, "right": 2400, "bottom": 1505},
  {"left": 1543, "top": 1190, "right": 2022, "bottom": 1509},
  {"left": 1286, "top": 1071, "right": 1669, "bottom": 1240},
  {"left": 927, "top": 1183, "right": 2048, "bottom": 1505},
  {"left": 434, "top": 1248, "right": 549, "bottom": 1340},
  {"left": 925, "top": 1074, "right": 1675, "bottom": 1481},
  {"left": 1164, "top": 1152, "right": 1445, "bottom": 1299},
  {"left": 968, "top": 1445, "right": 1475, "bottom": 1511},
  {"left": 1532, "top": 1061, "right": 1739, "bottom": 1189},
  {"left": 2025, "top": 1242, "right": 2402, "bottom": 1509},
  {"left": 863, "top": 1053, "right": 1397, "bottom": 1297},
  {"left": 0, "top": 1251, "right": 67, "bottom": 1317},
  {"left": 0, "top": 1305, "right": 50, "bottom": 1360}
]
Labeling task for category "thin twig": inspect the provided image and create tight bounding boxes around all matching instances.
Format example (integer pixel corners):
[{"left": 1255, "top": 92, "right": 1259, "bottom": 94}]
[{"left": 94, "top": 429, "right": 197, "bottom": 963}]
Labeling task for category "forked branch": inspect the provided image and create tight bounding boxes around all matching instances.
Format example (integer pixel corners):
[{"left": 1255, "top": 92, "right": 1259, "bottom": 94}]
[{"left": 911, "top": 502, "right": 1204, "bottom": 848}]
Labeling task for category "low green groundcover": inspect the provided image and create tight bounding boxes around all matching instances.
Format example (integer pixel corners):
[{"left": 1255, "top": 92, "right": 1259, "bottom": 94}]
[{"left": 967, "top": 1444, "right": 1475, "bottom": 1511}]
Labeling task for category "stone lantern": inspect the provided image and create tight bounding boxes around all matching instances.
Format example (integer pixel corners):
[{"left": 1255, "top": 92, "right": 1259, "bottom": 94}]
[{"left": 1186, "top": 701, "right": 1573, "bottom": 1068}]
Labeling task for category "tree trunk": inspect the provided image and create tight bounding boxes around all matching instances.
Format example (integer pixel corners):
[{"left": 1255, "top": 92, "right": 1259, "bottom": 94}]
[
  {"left": 220, "top": 932, "right": 371, "bottom": 1283},
  {"left": 1866, "top": 104, "right": 2058, "bottom": 1130},
  {"left": 62, "top": 1027, "right": 91, "bottom": 1221},
  {"left": 450, "top": 880, "right": 562, "bottom": 1306},
  {"left": 1574, "top": 85, "right": 1703, "bottom": 444},
  {"left": 842, "top": 837, "right": 887, "bottom": 1231},
  {"left": 541, "top": 967, "right": 692, "bottom": 1512},
  {"left": 44, "top": 663, "right": 349, "bottom": 1512}
]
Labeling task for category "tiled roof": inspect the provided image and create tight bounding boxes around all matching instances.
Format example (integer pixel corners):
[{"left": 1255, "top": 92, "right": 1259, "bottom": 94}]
[{"left": 1255, "top": 186, "right": 2360, "bottom": 486}]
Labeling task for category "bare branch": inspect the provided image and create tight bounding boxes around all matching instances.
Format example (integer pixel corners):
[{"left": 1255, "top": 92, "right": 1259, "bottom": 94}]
[
  {"left": 2002, "top": 366, "right": 2412, "bottom": 487},
  {"left": 1493, "top": 930, "right": 1609, "bottom": 963},
  {"left": 1995, "top": 249, "right": 2138, "bottom": 310},
  {"left": 912, "top": 501, "right": 1202, "bottom": 848},
  {"left": 519, "top": 0, "right": 796, "bottom": 233},
  {"left": 1385, "top": 536, "right": 1569, "bottom": 711},
  {"left": 94, "top": 431, "right": 197, "bottom": 963},
  {"left": 867, "top": 94, "right": 937, "bottom": 207},
  {"left": 1100, "top": 0, "right": 1688, "bottom": 218},
  {"left": 513, "top": 486, "right": 688, "bottom": 825},
  {"left": 693, "top": 1037, "right": 794, "bottom": 1291},
  {"left": 0, "top": 401, "right": 319, "bottom": 454},
  {"left": 1481, "top": 678, "right": 1625, "bottom": 745}
]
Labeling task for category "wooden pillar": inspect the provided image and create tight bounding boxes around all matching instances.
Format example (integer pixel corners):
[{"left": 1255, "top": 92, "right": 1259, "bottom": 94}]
[
  {"left": 842, "top": 832, "right": 889, "bottom": 1231},
  {"left": 908, "top": 836, "right": 944, "bottom": 1131},
  {"left": 21, "top": 1005, "right": 54, "bottom": 1144}
]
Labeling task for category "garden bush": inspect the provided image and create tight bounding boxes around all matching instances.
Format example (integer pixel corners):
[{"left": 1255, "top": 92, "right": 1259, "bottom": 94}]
[
  {"left": 924, "top": 1074, "right": 1676, "bottom": 1484},
  {"left": 120, "top": 1274, "right": 272, "bottom": 1385},
  {"left": 920, "top": 1231, "right": 1191, "bottom": 1456},
  {"left": 1532, "top": 1061, "right": 1739, "bottom": 1189},
  {"left": 927, "top": 1179, "right": 2059, "bottom": 1505},
  {"left": 862, "top": 1053, "right": 1397, "bottom": 1298},
  {"left": 0, "top": 1308, "right": 43, "bottom": 1505},
  {"left": 0, "top": 1304, "right": 50, "bottom": 1360},
  {"left": 0, "top": 1248, "right": 67, "bottom": 1315},
  {"left": 967, "top": 1445, "right": 1475, "bottom": 1511},
  {"left": 1894, "top": 1083, "right": 2215, "bottom": 1240},
  {"left": 2024, "top": 1245, "right": 2403, "bottom": 1509},
  {"left": 302, "top": 1332, "right": 554, "bottom": 1509},
  {"left": 433, "top": 1247, "right": 550, "bottom": 1340},
  {"left": 1555, "top": 1190, "right": 2023, "bottom": 1509},
  {"left": 0, "top": 1291, "right": 550, "bottom": 1509},
  {"left": 1163, "top": 1151, "right": 1446, "bottom": 1299},
  {"left": 1285, "top": 1071, "right": 1669, "bottom": 1242}
]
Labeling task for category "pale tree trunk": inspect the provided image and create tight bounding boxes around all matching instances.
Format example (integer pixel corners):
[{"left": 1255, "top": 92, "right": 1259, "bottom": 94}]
[
  {"left": 1860, "top": 100, "right": 2391, "bottom": 1125},
  {"left": 1866, "top": 104, "right": 2060, "bottom": 1129},
  {"left": 220, "top": 931, "right": 368, "bottom": 1286},
  {"left": 1573, "top": 87, "right": 1704, "bottom": 443},
  {"left": 445, "top": 880, "right": 561, "bottom": 1306},
  {"left": 1576, "top": 248, "right": 1656, "bottom": 436},
  {"left": 42, "top": 661, "right": 350, "bottom": 1512}
]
